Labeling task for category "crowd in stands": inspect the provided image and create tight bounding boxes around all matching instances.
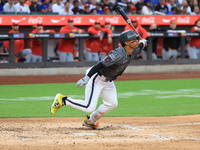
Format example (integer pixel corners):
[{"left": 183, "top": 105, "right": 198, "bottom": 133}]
[{"left": 0, "top": 0, "right": 199, "bottom": 15}]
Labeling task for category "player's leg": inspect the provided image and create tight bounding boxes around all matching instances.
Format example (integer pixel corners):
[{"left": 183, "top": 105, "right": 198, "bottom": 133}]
[
  {"left": 197, "top": 48, "right": 200, "bottom": 59},
  {"left": 37, "top": 55, "right": 42, "bottom": 62},
  {"left": 63, "top": 74, "right": 103, "bottom": 113},
  {"left": 162, "top": 48, "right": 169, "bottom": 60},
  {"left": 66, "top": 52, "right": 74, "bottom": 62},
  {"left": 59, "top": 52, "right": 67, "bottom": 62},
  {"left": 188, "top": 46, "right": 198, "bottom": 59},
  {"left": 22, "top": 48, "right": 32, "bottom": 63},
  {"left": 92, "top": 52, "right": 99, "bottom": 61},
  {"left": 87, "top": 81, "right": 118, "bottom": 124},
  {"left": 141, "top": 50, "right": 147, "bottom": 60},
  {"left": 31, "top": 54, "right": 37, "bottom": 62},
  {"left": 85, "top": 51, "right": 92, "bottom": 61},
  {"left": 152, "top": 53, "right": 157, "bottom": 60}
]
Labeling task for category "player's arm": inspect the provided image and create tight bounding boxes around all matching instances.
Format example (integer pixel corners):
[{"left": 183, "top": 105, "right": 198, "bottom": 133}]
[
  {"left": 76, "top": 62, "right": 104, "bottom": 88},
  {"left": 131, "top": 39, "right": 147, "bottom": 58}
]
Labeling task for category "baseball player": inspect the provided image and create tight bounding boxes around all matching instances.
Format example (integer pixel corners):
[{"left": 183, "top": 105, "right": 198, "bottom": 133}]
[
  {"left": 84, "top": 20, "right": 112, "bottom": 62},
  {"left": 162, "top": 20, "right": 180, "bottom": 60},
  {"left": 30, "top": 22, "right": 55, "bottom": 62},
  {"left": 58, "top": 18, "right": 85, "bottom": 62},
  {"left": 188, "top": 19, "right": 200, "bottom": 59},
  {"left": 100, "top": 20, "right": 113, "bottom": 60},
  {"left": 50, "top": 30, "right": 147, "bottom": 129},
  {"left": 4, "top": 22, "right": 32, "bottom": 63}
]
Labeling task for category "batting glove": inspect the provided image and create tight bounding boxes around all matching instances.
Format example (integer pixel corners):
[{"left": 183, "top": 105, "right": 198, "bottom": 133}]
[
  {"left": 139, "top": 39, "right": 147, "bottom": 49},
  {"left": 76, "top": 75, "right": 90, "bottom": 88}
]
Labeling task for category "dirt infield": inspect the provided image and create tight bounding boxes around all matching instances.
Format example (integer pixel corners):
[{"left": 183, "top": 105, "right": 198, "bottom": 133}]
[{"left": 0, "top": 72, "right": 200, "bottom": 150}]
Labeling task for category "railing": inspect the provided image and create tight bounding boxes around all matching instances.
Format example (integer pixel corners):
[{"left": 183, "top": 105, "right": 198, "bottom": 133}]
[{"left": 0, "top": 31, "right": 199, "bottom": 69}]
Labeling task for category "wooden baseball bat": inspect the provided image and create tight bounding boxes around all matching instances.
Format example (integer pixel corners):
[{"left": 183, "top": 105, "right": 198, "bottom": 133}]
[{"left": 116, "top": 6, "right": 142, "bottom": 40}]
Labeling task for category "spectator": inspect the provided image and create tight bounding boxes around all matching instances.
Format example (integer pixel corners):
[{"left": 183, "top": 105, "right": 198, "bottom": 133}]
[
  {"left": 100, "top": 20, "right": 113, "bottom": 60},
  {"left": 58, "top": 18, "right": 85, "bottom": 62},
  {"left": 129, "top": 5, "right": 137, "bottom": 14},
  {"left": 176, "top": 2, "right": 182, "bottom": 14},
  {"left": 181, "top": 5, "right": 189, "bottom": 14},
  {"left": 1, "top": 0, "right": 7, "bottom": 6},
  {"left": 52, "top": 0, "right": 65, "bottom": 14},
  {"left": 84, "top": 20, "right": 112, "bottom": 61},
  {"left": 89, "top": 0, "right": 97, "bottom": 11},
  {"left": 3, "top": 0, "right": 17, "bottom": 13},
  {"left": 79, "top": 0, "right": 87, "bottom": 10},
  {"left": 103, "top": 6, "right": 110, "bottom": 14},
  {"left": 162, "top": 20, "right": 180, "bottom": 60},
  {"left": 167, "top": 0, "right": 176, "bottom": 13},
  {"left": 102, "top": 0, "right": 114, "bottom": 13},
  {"left": 167, "top": 6, "right": 178, "bottom": 14},
  {"left": 155, "top": 0, "right": 169, "bottom": 14},
  {"left": 135, "top": 0, "right": 144, "bottom": 14},
  {"left": 130, "top": 0, "right": 140, "bottom": 6},
  {"left": 40, "top": 0, "right": 52, "bottom": 13},
  {"left": 14, "top": 0, "right": 18, "bottom": 5},
  {"left": 152, "top": 0, "right": 160, "bottom": 7},
  {"left": 191, "top": 0, "right": 198, "bottom": 12},
  {"left": 59, "top": 1, "right": 74, "bottom": 15},
  {"left": 96, "top": 2, "right": 102, "bottom": 14},
  {"left": 15, "top": 0, "right": 31, "bottom": 14},
  {"left": 141, "top": 0, "right": 153, "bottom": 15},
  {"left": 25, "top": 0, "right": 32, "bottom": 6},
  {"left": 142, "top": 23, "right": 165, "bottom": 60},
  {"left": 181, "top": 0, "right": 191, "bottom": 14},
  {"left": 191, "top": 6, "right": 199, "bottom": 15},
  {"left": 72, "top": 0, "right": 83, "bottom": 14},
  {"left": 124, "top": 1, "right": 133, "bottom": 14},
  {"left": 83, "top": 3, "right": 90, "bottom": 14},
  {"left": 4, "top": 22, "right": 32, "bottom": 63},
  {"left": 124, "top": 18, "right": 148, "bottom": 40},
  {"left": 30, "top": 22, "right": 55, "bottom": 62},
  {"left": 30, "top": 0, "right": 41, "bottom": 12},
  {"left": 90, "top": 8, "right": 97, "bottom": 14},
  {"left": 188, "top": 20, "right": 200, "bottom": 59}
]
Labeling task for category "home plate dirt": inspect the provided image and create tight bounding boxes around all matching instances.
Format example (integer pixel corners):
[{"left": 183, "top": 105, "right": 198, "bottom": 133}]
[
  {"left": 0, "top": 116, "right": 200, "bottom": 150},
  {"left": 0, "top": 72, "right": 200, "bottom": 149}
]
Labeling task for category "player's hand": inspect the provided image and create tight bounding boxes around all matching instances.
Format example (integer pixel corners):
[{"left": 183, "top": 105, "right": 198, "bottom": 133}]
[
  {"left": 78, "top": 30, "right": 82, "bottom": 34},
  {"left": 76, "top": 75, "right": 90, "bottom": 88},
  {"left": 139, "top": 39, "right": 147, "bottom": 49}
]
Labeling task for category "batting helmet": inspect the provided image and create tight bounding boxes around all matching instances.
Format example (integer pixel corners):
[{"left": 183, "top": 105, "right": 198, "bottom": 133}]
[{"left": 119, "top": 30, "right": 139, "bottom": 47}]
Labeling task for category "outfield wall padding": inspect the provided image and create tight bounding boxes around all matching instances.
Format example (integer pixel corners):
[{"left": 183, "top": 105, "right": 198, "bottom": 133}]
[{"left": 0, "top": 64, "right": 200, "bottom": 76}]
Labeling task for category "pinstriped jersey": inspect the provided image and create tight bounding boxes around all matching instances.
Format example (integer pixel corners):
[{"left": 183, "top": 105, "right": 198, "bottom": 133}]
[{"left": 99, "top": 43, "right": 143, "bottom": 81}]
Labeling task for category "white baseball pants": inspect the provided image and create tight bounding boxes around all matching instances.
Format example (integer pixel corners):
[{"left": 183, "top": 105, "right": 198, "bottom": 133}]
[
  {"left": 188, "top": 45, "right": 200, "bottom": 59},
  {"left": 64, "top": 73, "right": 118, "bottom": 123}
]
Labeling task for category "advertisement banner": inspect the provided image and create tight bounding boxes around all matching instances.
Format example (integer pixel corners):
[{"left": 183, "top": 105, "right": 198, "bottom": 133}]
[{"left": 0, "top": 15, "right": 199, "bottom": 26}]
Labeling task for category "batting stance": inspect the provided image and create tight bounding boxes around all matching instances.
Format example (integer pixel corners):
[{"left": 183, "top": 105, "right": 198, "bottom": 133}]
[{"left": 51, "top": 30, "right": 147, "bottom": 129}]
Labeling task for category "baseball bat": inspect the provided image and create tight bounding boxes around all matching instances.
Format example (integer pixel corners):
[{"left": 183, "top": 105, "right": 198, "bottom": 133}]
[{"left": 116, "top": 6, "right": 142, "bottom": 40}]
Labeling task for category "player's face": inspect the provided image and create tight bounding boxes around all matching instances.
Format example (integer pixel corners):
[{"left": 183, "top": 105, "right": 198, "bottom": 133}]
[
  {"left": 12, "top": 25, "right": 19, "bottom": 31},
  {"left": 129, "top": 38, "right": 139, "bottom": 49},
  {"left": 37, "top": 25, "right": 43, "bottom": 32},
  {"left": 196, "top": 21, "right": 200, "bottom": 28},
  {"left": 125, "top": 37, "right": 139, "bottom": 53},
  {"left": 68, "top": 22, "right": 74, "bottom": 28},
  {"left": 94, "top": 24, "right": 101, "bottom": 29}
]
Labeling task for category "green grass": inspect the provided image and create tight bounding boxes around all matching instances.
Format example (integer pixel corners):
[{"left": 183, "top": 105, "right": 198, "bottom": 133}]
[{"left": 0, "top": 79, "right": 200, "bottom": 118}]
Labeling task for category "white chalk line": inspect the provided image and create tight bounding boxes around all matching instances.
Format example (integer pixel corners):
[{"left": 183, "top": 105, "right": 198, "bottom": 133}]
[{"left": 1, "top": 88, "right": 200, "bottom": 101}]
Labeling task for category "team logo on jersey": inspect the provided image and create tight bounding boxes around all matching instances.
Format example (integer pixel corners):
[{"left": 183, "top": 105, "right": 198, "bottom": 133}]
[{"left": 109, "top": 54, "right": 116, "bottom": 61}]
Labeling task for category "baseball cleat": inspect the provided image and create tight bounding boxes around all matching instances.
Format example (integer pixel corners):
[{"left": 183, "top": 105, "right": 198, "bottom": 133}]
[
  {"left": 50, "top": 93, "right": 65, "bottom": 115},
  {"left": 82, "top": 115, "right": 103, "bottom": 130}
]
